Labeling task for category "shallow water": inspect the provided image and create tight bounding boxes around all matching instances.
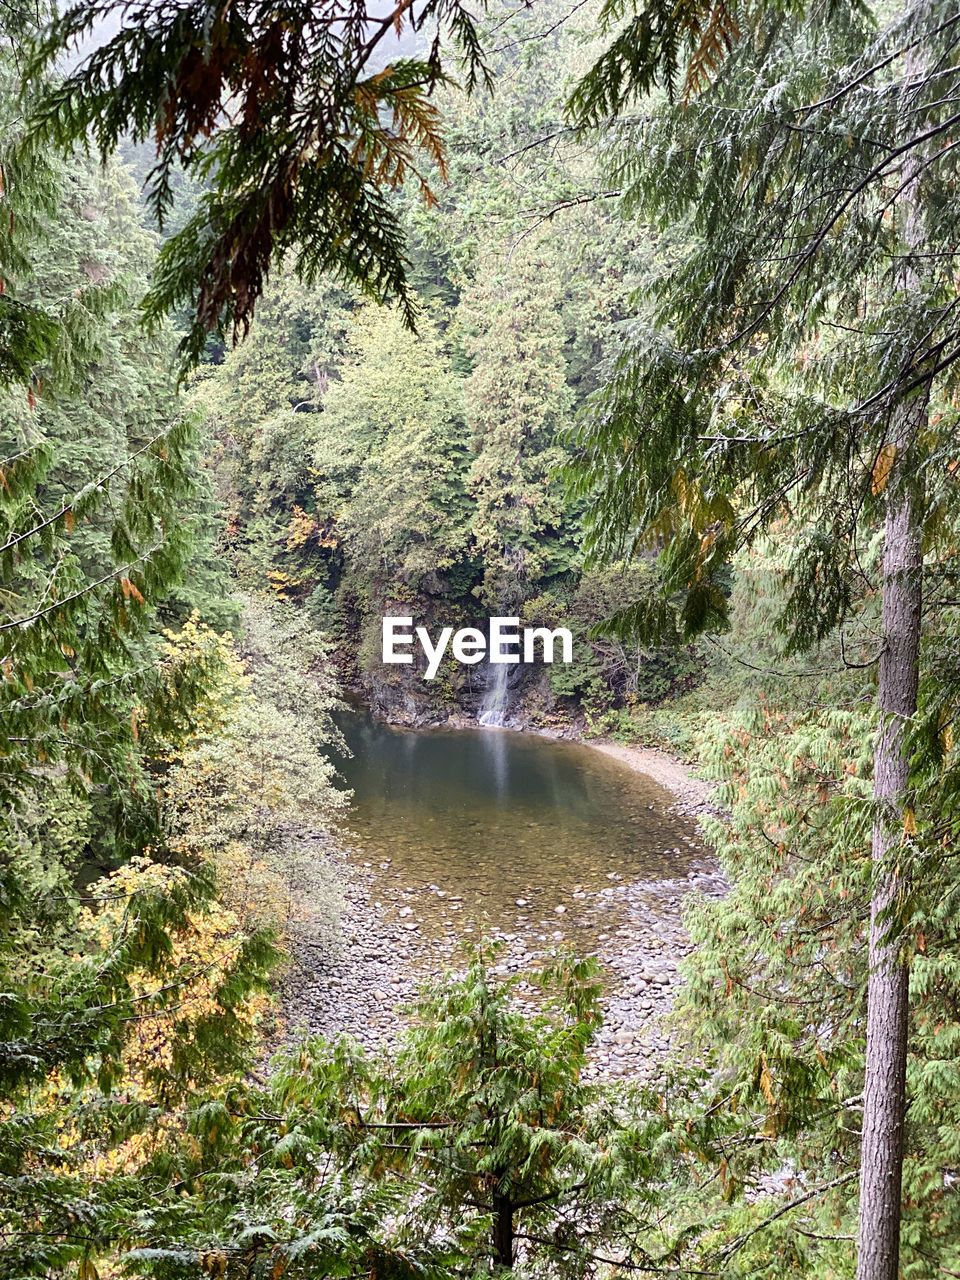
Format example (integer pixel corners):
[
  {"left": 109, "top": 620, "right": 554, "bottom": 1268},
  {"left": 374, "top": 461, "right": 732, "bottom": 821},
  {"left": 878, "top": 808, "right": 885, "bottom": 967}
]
[{"left": 332, "top": 713, "right": 701, "bottom": 950}]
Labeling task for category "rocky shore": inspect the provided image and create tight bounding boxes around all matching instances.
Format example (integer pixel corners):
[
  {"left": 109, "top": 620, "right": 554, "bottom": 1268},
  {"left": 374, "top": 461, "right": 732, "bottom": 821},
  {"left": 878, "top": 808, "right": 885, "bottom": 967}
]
[
  {"left": 281, "top": 737, "right": 726, "bottom": 1081},
  {"left": 578, "top": 736, "right": 718, "bottom": 822}
]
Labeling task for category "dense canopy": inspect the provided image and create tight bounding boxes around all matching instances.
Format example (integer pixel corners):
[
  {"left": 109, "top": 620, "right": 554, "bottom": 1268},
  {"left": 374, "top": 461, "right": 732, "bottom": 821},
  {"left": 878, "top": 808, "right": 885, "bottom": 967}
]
[{"left": 2, "top": 4, "right": 960, "bottom": 1280}]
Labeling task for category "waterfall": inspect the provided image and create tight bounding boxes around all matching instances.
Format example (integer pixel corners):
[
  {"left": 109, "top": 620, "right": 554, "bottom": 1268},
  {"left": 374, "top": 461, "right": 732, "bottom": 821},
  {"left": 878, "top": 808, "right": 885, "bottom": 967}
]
[
  {"left": 478, "top": 634, "right": 513, "bottom": 727},
  {"left": 479, "top": 663, "right": 511, "bottom": 725}
]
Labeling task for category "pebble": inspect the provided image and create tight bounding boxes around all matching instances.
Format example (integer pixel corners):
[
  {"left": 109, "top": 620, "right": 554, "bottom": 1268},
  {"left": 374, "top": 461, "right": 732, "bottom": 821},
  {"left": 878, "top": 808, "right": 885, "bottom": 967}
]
[{"left": 280, "top": 844, "right": 725, "bottom": 1083}]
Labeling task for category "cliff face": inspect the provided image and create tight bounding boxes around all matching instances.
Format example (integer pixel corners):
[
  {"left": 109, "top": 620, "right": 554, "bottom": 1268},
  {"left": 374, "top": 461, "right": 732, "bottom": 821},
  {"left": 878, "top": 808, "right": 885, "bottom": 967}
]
[
  {"left": 333, "top": 605, "right": 579, "bottom": 729},
  {"left": 331, "top": 604, "right": 700, "bottom": 734},
  {"left": 347, "top": 651, "right": 580, "bottom": 732}
]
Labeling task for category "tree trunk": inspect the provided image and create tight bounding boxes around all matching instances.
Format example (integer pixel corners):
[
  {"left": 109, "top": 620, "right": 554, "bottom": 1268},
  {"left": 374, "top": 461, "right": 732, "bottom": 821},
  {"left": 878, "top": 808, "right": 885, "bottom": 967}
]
[
  {"left": 856, "top": 388, "right": 926, "bottom": 1280},
  {"left": 492, "top": 1192, "right": 514, "bottom": 1270},
  {"left": 856, "top": 47, "right": 929, "bottom": 1275}
]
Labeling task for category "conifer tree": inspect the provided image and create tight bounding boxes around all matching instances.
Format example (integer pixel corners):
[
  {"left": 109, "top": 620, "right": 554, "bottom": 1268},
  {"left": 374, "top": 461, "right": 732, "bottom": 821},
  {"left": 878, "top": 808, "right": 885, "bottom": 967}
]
[
  {"left": 24, "top": 0, "right": 502, "bottom": 368},
  {"left": 0, "top": 143, "right": 202, "bottom": 820},
  {"left": 567, "top": 4, "right": 960, "bottom": 1276},
  {"left": 463, "top": 250, "right": 581, "bottom": 607},
  {"left": 118, "top": 947, "right": 656, "bottom": 1280},
  {"left": 0, "top": 41, "right": 284, "bottom": 1276},
  {"left": 314, "top": 303, "right": 473, "bottom": 595}
]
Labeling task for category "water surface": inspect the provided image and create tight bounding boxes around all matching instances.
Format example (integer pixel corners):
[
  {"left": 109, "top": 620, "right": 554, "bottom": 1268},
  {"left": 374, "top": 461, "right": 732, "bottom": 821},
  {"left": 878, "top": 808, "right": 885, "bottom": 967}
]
[{"left": 333, "top": 714, "right": 701, "bottom": 948}]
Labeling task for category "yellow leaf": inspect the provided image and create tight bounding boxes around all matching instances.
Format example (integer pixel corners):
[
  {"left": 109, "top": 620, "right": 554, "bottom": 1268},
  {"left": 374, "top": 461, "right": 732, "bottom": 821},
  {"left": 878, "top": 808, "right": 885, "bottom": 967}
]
[
  {"left": 872, "top": 443, "right": 896, "bottom": 495},
  {"left": 759, "top": 1055, "right": 774, "bottom": 1105},
  {"left": 903, "top": 808, "right": 917, "bottom": 835}
]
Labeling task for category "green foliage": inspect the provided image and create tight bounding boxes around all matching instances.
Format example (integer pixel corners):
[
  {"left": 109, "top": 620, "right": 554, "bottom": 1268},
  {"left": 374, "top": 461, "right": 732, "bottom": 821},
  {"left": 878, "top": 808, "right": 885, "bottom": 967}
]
[
  {"left": 361, "top": 945, "right": 653, "bottom": 1274},
  {"left": 165, "top": 3, "right": 656, "bottom": 722},
  {"left": 162, "top": 599, "right": 349, "bottom": 939},
  {"left": 25, "top": 0, "right": 500, "bottom": 368},
  {"left": 568, "top": 0, "right": 960, "bottom": 647},
  {"left": 568, "top": 0, "right": 744, "bottom": 117},
  {"left": 0, "top": 151, "right": 207, "bottom": 818},
  {"left": 0, "top": 58, "right": 292, "bottom": 1280},
  {"left": 0, "top": 43, "right": 95, "bottom": 390},
  {"left": 315, "top": 304, "right": 474, "bottom": 595},
  {"left": 463, "top": 250, "right": 581, "bottom": 607},
  {"left": 643, "top": 688, "right": 960, "bottom": 1275},
  {"left": 0, "top": 847, "right": 278, "bottom": 1280},
  {"left": 564, "top": 17, "right": 960, "bottom": 1266},
  {"left": 56, "top": 948, "right": 664, "bottom": 1280},
  {"left": 520, "top": 560, "right": 701, "bottom": 723},
  {"left": 0, "top": 272, "right": 234, "bottom": 843}
]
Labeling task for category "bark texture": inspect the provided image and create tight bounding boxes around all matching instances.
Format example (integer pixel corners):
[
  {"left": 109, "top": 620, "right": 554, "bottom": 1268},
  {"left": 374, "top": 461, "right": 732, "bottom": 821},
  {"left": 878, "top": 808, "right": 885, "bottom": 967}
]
[
  {"left": 856, "top": 49, "right": 928, "bottom": 1275},
  {"left": 492, "top": 1191, "right": 514, "bottom": 1269},
  {"left": 856, "top": 391, "right": 925, "bottom": 1280}
]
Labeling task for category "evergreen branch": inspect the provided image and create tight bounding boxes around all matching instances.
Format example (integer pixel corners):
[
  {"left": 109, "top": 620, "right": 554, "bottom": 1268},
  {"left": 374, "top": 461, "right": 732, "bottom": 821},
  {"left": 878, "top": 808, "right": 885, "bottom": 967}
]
[
  {"left": 496, "top": 125, "right": 580, "bottom": 164},
  {"left": 512, "top": 1232, "right": 718, "bottom": 1275},
  {"left": 491, "top": 0, "right": 593, "bottom": 54},
  {"left": 0, "top": 427, "right": 176, "bottom": 558},
  {"left": 23, "top": 0, "right": 498, "bottom": 367},
  {"left": 793, "top": 11, "right": 960, "bottom": 117},
  {"left": 727, "top": 110, "right": 960, "bottom": 350},
  {"left": 714, "top": 1170, "right": 858, "bottom": 1262},
  {"left": 509, "top": 189, "right": 622, "bottom": 254},
  {"left": 0, "top": 542, "right": 163, "bottom": 635}
]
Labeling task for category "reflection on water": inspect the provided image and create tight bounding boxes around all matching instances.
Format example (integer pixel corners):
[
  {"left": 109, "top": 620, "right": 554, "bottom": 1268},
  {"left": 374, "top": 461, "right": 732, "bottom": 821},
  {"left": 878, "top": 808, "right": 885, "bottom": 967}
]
[{"left": 333, "top": 713, "right": 701, "bottom": 946}]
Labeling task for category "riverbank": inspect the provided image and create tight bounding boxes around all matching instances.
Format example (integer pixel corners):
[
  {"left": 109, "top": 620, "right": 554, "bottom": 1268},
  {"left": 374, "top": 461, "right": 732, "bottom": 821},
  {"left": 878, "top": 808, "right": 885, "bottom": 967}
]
[
  {"left": 280, "top": 724, "right": 726, "bottom": 1081},
  {"left": 577, "top": 735, "right": 718, "bottom": 820}
]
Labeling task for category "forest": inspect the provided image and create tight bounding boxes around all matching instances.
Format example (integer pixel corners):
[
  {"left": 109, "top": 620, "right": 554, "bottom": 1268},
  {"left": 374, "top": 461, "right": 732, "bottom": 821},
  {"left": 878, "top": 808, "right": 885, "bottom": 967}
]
[{"left": 2, "top": 1, "right": 959, "bottom": 1278}]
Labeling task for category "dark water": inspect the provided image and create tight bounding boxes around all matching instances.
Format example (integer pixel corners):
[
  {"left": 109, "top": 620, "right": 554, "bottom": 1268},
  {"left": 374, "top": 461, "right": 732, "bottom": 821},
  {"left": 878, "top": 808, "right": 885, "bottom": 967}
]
[{"left": 333, "top": 714, "right": 701, "bottom": 948}]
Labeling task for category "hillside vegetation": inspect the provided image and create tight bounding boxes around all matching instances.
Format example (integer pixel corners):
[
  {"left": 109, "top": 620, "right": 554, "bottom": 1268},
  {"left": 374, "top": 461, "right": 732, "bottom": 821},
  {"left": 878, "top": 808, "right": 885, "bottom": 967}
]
[{"left": 2, "top": 2, "right": 960, "bottom": 1278}]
